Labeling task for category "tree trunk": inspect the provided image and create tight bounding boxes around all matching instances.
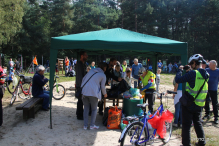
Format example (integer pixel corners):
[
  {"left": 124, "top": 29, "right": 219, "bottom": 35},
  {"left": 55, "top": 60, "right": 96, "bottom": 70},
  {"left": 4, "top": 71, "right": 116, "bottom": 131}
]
[{"left": 135, "top": 1, "right": 137, "bottom": 32}]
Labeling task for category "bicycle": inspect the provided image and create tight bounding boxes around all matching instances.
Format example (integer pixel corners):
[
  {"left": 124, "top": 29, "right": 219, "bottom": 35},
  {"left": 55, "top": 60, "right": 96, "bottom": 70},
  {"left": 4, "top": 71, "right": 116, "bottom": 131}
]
[
  {"left": 119, "top": 90, "right": 177, "bottom": 146},
  {"left": 10, "top": 73, "right": 33, "bottom": 106},
  {"left": 44, "top": 75, "right": 66, "bottom": 100}
]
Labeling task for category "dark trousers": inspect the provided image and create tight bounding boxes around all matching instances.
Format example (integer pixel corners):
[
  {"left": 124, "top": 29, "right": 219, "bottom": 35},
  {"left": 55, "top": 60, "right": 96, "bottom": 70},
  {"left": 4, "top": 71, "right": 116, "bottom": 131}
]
[
  {"left": 204, "top": 90, "right": 218, "bottom": 119},
  {"left": 99, "top": 95, "right": 104, "bottom": 114},
  {"left": 0, "top": 88, "right": 4, "bottom": 126},
  {"left": 76, "top": 97, "right": 84, "bottom": 118},
  {"left": 144, "top": 89, "right": 155, "bottom": 112},
  {"left": 182, "top": 103, "right": 205, "bottom": 146}
]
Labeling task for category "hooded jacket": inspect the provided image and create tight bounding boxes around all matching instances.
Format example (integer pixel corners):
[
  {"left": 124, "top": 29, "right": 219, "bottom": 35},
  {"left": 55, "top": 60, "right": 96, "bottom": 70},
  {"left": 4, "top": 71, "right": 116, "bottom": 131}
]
[
  {"left": 32, "top": 72, "right": 48, "bottom": 97},
  {"left": 81, "top": 68, "right": 106, "bottom": 100}
]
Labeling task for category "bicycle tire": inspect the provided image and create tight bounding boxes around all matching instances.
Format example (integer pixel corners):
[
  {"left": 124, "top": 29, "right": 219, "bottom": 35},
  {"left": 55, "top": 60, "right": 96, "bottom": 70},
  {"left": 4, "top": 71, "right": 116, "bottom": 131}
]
[
  {"left": 120, "top": 121, "right": 148, "bottom": 146},
  {"left": 18, "top": 83, "right": 32, "bottom": 99},
  {"left": 6, "top": 80, "right": 16, "bottom": 95},
  {"left": 52, "top": 84, "right": 66, "bottom": 100},
  {"left": 10, "top": 87, "right": 19, "bottom": 106},
  {"left": 161, "top": 121, "right": 172, "bottom": 144}
]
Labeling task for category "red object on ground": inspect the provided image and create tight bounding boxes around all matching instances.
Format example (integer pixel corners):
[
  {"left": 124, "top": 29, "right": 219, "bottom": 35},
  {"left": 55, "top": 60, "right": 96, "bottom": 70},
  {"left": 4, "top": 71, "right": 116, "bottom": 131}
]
[{"left": 148, "top": 110, "right": 174, "bottom": 138}]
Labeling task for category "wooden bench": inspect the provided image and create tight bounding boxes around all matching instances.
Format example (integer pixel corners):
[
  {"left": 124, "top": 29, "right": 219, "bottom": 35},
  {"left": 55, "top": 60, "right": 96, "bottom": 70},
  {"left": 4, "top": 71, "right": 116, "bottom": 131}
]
[
  {"left": 16, "top": 98, "right": 43, "bottom": 120},
  {"left": 104, "top": 94, "right": 123, "bottom": 111}
]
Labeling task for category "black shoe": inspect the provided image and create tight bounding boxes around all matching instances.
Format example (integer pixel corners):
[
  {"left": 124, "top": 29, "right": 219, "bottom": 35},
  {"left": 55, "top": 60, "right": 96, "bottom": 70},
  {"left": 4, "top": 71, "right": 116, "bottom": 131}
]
[
  {"left": 99, "top": 112, "right": 103, "bottom": 116},
  {"left": 77, "top": 116, "right": 83, "bottom": 120},
  {"left": 202, "top": 115, "right": 210, "bottom": 120},
  {"left": 214, "top": 119, "right": 218, "bottom": 124},
  {"left": 42, "top": 108, "right": 49, "bottom": 111},
  {"left": 195, "top": 142, "right": 205, "bottom": 146}
]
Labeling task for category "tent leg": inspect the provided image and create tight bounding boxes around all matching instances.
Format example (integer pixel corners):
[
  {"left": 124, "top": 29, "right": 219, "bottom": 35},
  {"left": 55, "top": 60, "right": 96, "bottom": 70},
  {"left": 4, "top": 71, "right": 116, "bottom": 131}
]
[
  {"left": 181, "top": 54, "right": 187, "bottom": 93},
  {"left": 152, "top": 55, "right": 158, "bottom": 73}
]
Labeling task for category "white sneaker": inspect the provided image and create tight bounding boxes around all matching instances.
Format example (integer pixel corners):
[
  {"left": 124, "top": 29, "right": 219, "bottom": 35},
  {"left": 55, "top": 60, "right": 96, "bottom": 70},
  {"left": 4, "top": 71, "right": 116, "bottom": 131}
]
[
  {"left": 84, "top": 126, "right": 87, "bottom": 130},
  {"left": 90, "top": 125, "right": 99, "bottom": 130},
  {"left": 172, "top": 123, "right": 178, "bottom": 127}
]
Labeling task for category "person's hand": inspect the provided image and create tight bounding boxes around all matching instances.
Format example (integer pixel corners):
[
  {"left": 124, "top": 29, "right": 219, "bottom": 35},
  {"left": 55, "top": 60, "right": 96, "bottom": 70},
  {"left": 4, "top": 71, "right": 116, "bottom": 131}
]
[
  {"left": 172, "top": 94, "right": 175, "bottom": 99},
  {"left": 118, "top": 77, "right": 122, "bottom": 82},
  {"left": 104, "top": 94, "right": 107, "bottom": 98}
]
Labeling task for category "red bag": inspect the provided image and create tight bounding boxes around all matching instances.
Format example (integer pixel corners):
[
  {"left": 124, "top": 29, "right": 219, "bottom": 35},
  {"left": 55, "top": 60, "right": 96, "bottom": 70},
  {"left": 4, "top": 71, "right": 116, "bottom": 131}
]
[
  {"left": 148, "top": 110, "right": 173, "bottom": 138},
  {"left": 107, "top": 106, "right": 122, "bottom": 129}
]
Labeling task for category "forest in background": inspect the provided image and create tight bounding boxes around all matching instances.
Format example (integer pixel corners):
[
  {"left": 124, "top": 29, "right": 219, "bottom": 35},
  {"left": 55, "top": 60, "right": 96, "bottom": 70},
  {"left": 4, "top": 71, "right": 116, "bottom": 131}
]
[{"left": 1, "top": 0, "right": 219, "bottom": 66}]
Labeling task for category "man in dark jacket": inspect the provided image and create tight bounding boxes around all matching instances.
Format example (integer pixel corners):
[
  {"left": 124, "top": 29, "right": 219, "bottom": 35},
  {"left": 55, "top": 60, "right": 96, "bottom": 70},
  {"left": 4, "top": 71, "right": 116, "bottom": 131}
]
[
  {"left": 76, "top": 51, "right": 88, "bottom": 120},
  {"left": 32, "top": 65, "right": 49, "bottom": 111},
  {"left": 98, "top": 58, "right": 122, "bottom": 115},
  {"left": 175, "top": 54, "right": 209, "bottom": 146}
]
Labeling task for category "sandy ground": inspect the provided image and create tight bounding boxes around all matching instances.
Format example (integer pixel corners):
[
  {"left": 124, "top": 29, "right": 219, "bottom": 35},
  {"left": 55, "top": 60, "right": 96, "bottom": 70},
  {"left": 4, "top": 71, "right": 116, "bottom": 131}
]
[{"left": 0, "top": 81, "right": 182, "bottom": 146}]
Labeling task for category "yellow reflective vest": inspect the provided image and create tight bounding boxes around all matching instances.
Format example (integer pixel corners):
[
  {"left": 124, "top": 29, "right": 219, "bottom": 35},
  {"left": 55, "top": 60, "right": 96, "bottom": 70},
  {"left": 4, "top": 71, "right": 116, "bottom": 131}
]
[
  {"left": 186, "top": 70, "right": 208, "bottom": 107},
  {"left": 122, "top": 65, "right": 127, "bottom": 72},
  {"left": 140, "top": 71, "right": 156, "bottom": 90}
]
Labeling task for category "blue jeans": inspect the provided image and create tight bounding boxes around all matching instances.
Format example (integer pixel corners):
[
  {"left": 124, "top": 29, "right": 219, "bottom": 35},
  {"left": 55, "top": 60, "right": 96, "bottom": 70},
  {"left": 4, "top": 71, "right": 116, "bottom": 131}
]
[
  {"left": 133, "top": 75, "right": 140, "bottom": 88},
  {"left": 37, "top": 90, "right": 50, "bottom": 109},
  {"left": 174, "top": 102, "right": 182, "bottom": 124}
]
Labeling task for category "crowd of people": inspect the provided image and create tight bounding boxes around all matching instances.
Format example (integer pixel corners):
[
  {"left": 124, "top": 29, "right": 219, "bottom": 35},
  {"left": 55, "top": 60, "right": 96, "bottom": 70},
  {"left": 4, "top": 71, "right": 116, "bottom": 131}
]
[{"left": 0, "top": 53, "right": 218, "bottom": 146}]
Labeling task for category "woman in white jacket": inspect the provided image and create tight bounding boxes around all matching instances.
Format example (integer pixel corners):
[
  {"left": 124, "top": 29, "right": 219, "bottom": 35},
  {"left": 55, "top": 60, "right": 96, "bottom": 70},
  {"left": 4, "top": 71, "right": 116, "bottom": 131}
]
[{"left": 81, "top": 62, "right": 108, "bottom": 130}]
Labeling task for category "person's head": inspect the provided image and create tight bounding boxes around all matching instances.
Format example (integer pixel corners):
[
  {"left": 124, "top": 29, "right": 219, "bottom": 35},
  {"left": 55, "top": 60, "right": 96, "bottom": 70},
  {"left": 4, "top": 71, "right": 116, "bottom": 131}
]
[
  {"left": 115, "top": 65, "right": 121, "bottom": 72},
  {"left": 37, "top": 65, "right": 45, "bottom": 75},
  {"left": 98, "top": 62, "right": 107, "bottom": 72},
  {"left": 123, "top": 60, "right": 127, "bottom": 66},
  {"left": 91, "top": 61, "right": 95, "bottom": 67},
  {"left": 10, "top": 58, "right": 12, "bottom": 61},
  {"left": 159, "top": 60, "right": 161, "bottom": 62},
  {"left": 10, "top": 69, "right": 14, "bottom": 73},
  {"left": 109, "top": 58, "right": 117, "bottom": 68},
  {"left": 80, "top": 51, "right": 88, "bottom": 62},
  {"left": 138, "top": 67, "right": 147, "bottom": 76},
  {"left": 209, "top": 60, "right": 217, "bottom": 70},
  {"left": 134, "top": 58, "right": 138, "bottom": 65},
  {"left": 66, "top": 56, "right": 68, "bottom": 59},
  {"left": 87, "top": 66, "right": 91, "bottom": 72},
  {"left": 188, "top": 54, "right": 203, "bottom": 70},
  {"left": 126, "top": 67, "right": 131, "bottom": 76},
  {"left": 157, "top": 69, "right": 161, "bottom": 74},
  {"left": 183, "top": 65, "right": 191, "bottom": 73},
  {"left": 202, "top": 59, "right": 207, "bottom": 69}
]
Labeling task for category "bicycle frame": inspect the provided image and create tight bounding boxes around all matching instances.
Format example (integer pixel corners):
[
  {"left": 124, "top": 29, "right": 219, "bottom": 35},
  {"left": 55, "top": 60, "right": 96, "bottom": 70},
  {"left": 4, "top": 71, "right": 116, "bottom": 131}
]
[
  {"left": 19, "top": 81, "right": 32, "bottom": 95},
  {"left": 126, "top": 94, "right": 165, "bottom": 145}
]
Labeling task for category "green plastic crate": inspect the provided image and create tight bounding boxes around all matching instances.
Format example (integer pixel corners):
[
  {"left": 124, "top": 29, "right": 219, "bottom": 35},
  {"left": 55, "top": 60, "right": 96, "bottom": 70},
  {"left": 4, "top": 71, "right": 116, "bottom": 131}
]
[{"left": 123, "top": 98, "right": 143, "bottom": 116}]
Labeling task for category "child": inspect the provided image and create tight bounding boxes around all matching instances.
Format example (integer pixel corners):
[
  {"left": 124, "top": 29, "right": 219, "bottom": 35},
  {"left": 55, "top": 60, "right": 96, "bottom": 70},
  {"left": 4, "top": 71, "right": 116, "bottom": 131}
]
[
  {"left": 112, "top": 65, "right": 122, "bottom": 86},
  {"left": 87, "top": 66, "right": 91, "bottom": 73},
  {"left": 156, "top": 69, "right": 161, "bottom": 98},
  {"left": 8, "top": 69, "right": 14, "bottom": 89},
  {"left": 124, "top": 68, "right": 138, "bottom": 88}
]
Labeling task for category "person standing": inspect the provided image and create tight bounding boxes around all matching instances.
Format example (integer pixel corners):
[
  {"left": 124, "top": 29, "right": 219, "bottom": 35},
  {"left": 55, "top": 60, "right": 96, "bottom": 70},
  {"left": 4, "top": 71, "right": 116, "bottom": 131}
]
[
  {"left": 156, "top": 69, "right": 161, "bottom": 98},
  {"left": 122, "top": 60, "right": 127, "bottom": 78},
  {"left": 157, "top": 60, "right": 163, "bottom": 69},
  {"left": 0, "top": 66, "right": 6, "bottom": 126},
  {"left": 76, "top": 51, "right": 88, "bottom": 120},
  {"left": 168, "top": 63, "right": 172, "bottom": 73},
  {"left": 175, "top": 54, "right": 209, "bottom": 146},
  {"left": 15, "top": 59, "right": 20, "bottom": 71},
  {"left": 139, "top": 67, "right": 156, "bottom": 112},
  {"left": 81, "top": 62, "right": 107, "bottom": 130},
  {"left": 65, "top": 57, "right": 69, "bottom": 77},
  {"left": 132, "top": 58, "right": 143, "bottom": 88},
  {"left": 8, "top": 58, "right": 14, "bottom": 72},
  {"left": 70, "top": 57, "right": 74, "bottom": 68},
  {"left": 203, "top": 60, "right": 219, "bottom": 124}
]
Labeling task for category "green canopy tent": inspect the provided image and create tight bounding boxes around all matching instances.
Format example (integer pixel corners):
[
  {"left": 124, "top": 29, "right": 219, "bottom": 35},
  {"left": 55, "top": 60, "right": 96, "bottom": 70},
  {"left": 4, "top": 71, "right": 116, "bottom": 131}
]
[{"left": 49, "top": 28, "right": 188, "bottom": 128}]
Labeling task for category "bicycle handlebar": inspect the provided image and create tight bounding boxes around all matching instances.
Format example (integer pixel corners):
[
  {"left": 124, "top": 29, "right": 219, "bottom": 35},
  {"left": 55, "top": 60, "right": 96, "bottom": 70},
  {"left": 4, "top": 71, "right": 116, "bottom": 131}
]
[{"left": 167, "top": 90, "right": 177, "bottom": 94}]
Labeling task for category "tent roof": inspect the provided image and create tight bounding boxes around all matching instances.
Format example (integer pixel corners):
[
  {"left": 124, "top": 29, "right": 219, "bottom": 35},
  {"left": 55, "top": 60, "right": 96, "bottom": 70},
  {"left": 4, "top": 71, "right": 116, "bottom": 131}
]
[{"left": 51, "top": 28, "right": 187, "bottom": 56}]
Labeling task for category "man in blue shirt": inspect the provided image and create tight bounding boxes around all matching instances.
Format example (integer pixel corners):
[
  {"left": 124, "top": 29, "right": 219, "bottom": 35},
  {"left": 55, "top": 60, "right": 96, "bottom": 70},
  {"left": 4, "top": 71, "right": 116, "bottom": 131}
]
[
  {"left": 157, "top": 60, "right": 163, "bottom": 69},
  {"left": 32, "top": 65, "right": 49, "bottom": 111},
  {"left": 132, "top": 58, "right": 142, "bottom": 88},
  {"left": 203, "top": 60, "right": 219, "bottom": 124}
]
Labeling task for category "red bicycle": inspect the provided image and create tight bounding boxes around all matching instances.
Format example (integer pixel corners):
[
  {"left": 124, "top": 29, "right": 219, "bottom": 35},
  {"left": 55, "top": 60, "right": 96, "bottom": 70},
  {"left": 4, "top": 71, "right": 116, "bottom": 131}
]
[{"left": 10, "top": 73, "right": 33, "bottom": 106}]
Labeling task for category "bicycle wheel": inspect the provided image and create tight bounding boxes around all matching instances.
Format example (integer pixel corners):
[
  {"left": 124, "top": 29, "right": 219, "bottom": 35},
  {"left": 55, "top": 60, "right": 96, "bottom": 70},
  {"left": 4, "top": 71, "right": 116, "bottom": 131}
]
[
  {"left": 18, "top": 83, "right": 31, "bottom": 99},
  {"left": 161, "top": 121, "right": 172, "bottom": 144},
  {"left": 6, "top": 79, "right": 18, "bottom": 94},
  {"left": 52, "top": 84, "right": 66, "bottom": 100},
  {"left": 10, "top": 87, "right": 19, "bottom": 106},
  {"left": 120, "top": 121, "right": 148, "bottom": 146}
]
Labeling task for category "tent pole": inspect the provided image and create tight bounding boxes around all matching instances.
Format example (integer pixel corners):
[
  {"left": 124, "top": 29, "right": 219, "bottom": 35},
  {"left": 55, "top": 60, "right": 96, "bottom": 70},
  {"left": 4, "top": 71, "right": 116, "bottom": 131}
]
[
  {"left": 49, "top": 48, "right": 58, "bottom": 129},
  {"left": 152, "top": 54, "right": 158, "bottom": 74},
  {"left": 181, "top": 43, "right": 188, "bottom": 93}
]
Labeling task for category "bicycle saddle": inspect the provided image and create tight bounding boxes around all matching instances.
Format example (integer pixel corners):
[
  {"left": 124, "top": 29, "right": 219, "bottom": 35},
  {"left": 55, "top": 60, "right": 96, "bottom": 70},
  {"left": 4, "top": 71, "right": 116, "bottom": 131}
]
[
  {"left": 137, "top": 103, "right": 148, "bottom": 108},
  {"left": 19, "top": 74, "right": 25, "bottom": 77}
]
